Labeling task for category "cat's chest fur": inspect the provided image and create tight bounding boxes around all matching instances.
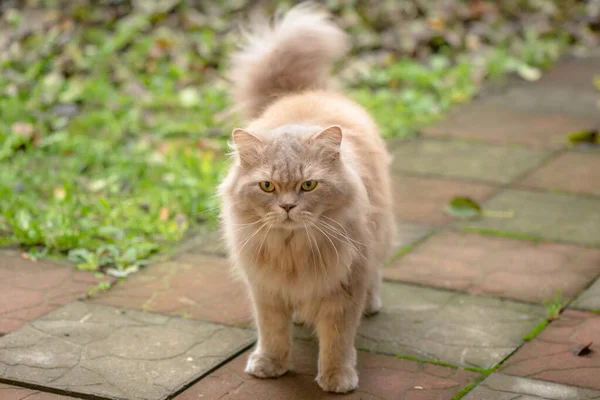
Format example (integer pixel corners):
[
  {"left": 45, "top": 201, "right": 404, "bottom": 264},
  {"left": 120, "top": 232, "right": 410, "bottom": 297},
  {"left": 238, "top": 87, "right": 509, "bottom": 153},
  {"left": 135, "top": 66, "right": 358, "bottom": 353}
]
[{"left": 240, "top": 228, "right": 357, "bottom": 301}]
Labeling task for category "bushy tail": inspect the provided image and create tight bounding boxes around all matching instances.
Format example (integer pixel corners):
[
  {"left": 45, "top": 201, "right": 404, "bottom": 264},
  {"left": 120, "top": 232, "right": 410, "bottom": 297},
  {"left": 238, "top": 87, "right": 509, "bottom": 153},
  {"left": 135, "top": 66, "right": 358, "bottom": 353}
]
[{"left": 228, "top": 3, "right": 349, "bottom": 120}]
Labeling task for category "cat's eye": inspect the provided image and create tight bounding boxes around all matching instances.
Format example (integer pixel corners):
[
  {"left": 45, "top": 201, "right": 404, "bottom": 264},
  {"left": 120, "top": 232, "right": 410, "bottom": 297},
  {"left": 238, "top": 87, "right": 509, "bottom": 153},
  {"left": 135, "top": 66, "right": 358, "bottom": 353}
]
[
  {"left": 259, "top": 181, "right": 275, "bottom": 192},
  {"left": 301, "top": 181, "right": 318, "bottom": 191}
]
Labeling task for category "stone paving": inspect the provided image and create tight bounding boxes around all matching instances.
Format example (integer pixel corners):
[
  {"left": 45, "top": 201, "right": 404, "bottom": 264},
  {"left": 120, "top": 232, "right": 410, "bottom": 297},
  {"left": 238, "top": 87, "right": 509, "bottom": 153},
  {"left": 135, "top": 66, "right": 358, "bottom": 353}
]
[
  {"left": 572, "top": 279, "right": 600, "bottom": 311},
  {"left": 0, "top": 302, "right": 254, "bottom": 400},
  {"left": 463, "top": 374, "right": 600, "bottom": 400},
  {"left": 0, "top": 250, "right": 114, "bottom": 335},
  {"left": 89, "top": 254, "right": 252, "bottom": 326},
  {"left": 0, "top": 56, "right": 598, "bottom": 399},
  {"left": 456, "top": 189, "right": 600, "bottom": 247},
  {"left": 384, "top": 232, "right": 600, "bottom": 303},
  {"left": 392, "top": 175, "right": 499, "bottom": 226},
  {"left": 519, "top": 152, "right": 600, "bottom": 197},
  {"left": 355, "top": 283, "right": 545, "bottom": 369},
  {"left": 391, "top": 139, "right": 551, "bottom": 184},
  {"left": 0, "top": 383, "right": 76, "bottom": 400},
  {"left": 501, "top": 310, "right": 600, "bottom": 390},
  {"left": 176, "top": 340, "right": 479, "bottom": 400}
]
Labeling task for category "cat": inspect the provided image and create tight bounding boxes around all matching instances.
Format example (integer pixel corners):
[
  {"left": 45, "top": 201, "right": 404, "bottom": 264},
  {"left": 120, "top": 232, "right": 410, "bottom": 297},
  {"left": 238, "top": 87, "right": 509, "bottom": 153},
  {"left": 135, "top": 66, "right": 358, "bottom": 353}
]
[{"left": 218, "top": 3, "right": 395, "bottom": 393}]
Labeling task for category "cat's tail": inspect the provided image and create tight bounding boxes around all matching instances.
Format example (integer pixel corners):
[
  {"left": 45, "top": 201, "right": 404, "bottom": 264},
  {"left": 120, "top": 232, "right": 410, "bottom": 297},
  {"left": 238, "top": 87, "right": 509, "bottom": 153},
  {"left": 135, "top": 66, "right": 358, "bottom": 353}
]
[{"left": 228, "top": 3, "right": 349, "bottom": 120}]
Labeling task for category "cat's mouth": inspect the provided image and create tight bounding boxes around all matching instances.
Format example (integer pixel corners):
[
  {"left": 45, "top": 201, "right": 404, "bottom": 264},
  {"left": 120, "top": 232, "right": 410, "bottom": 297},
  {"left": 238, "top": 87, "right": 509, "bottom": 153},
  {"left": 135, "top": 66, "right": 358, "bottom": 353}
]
[{"left": 278, "top": 216, "right": 302, "bottom": 230}]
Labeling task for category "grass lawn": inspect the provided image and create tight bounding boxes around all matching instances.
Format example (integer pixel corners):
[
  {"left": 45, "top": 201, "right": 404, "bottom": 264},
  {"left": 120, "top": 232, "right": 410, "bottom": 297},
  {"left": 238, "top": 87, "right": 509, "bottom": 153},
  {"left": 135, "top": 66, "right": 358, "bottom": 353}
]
[{"left": 0, "top": 0, "right": 596, "bottom": 276}]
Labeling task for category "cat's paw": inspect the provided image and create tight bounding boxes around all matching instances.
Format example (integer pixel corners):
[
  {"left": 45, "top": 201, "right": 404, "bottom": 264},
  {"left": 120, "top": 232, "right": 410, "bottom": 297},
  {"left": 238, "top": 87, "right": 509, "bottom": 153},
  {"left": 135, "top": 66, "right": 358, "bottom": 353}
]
[
  {"left": 317, "top": 367, "right": 359, "bottom": 393},
  {"left": 245, "top": 352, "right": 288, "bottom": 378},
  {"left": 292, "top": 312, "right": 304, "bottom": 325},
  {"left": 363, "top": 294, "right": 382, "bottom": 316}
]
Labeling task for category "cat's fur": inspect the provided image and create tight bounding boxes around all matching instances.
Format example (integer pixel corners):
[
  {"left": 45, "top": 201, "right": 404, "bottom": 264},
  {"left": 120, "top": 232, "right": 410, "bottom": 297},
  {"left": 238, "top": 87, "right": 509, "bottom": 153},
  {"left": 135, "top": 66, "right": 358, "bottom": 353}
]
[{"left": 218, "top": 3, "right": 395, "bottom": 393}]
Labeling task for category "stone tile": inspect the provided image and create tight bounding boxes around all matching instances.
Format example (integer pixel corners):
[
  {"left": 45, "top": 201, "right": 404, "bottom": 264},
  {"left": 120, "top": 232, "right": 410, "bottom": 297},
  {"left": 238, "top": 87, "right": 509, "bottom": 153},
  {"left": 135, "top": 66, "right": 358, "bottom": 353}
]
[
  {"left": 423, "top": 55, "right": 600, "bottom": 149},
  {"left": 0, "top": 251, "right": 114, "bottom": 334},
  {"left": 0, "top": 302, "right": 255, "bottom": 400},
  {"left": 91, "top": 254, "right": 252, "bottom": 326},
  {"left": 520, "top": 152, "right": 600, "bottom": 197},
  {"left": 456, "top": 189, "right": 600, "bottom": 247},
  {"left": 390, "top": 220, "right": 433, "bottom": 255},
  {"left": 483, "top": 79, "right": 600, "bottom": 122},
  {"left": 537, "top": 55, "right": 600, "bottom": 95},
  {"left": 422, "top": 104, "right": 597, "bottom": 149},
  {"left": 384, "top": 231, "right": 600, "bottom": 304},
  {"left": 175, "top": 339, "right": 479, "bottom": 400},
  {"left": 297, "top": 283, "right": 543, "bottom": 369},
  {"left": 0, "top": 384, "right": 75, "bottom": 400},
  {"left": 391, "top": 139, "right": 551, "bottom": 184},
  {"left": 572, "top": 279, "right": 600, "bottom": 311},
  {"left": 463, "top": 374, "right": 600, "bottom": 400},
  {"left": 178, "top": 229, "right": 228, "bottom": 257},
  {"left": 501, "top": 310, "right": 600, "bottom": 390},
  {"left": 393, "top": 175, "right": 499, "bottom": 226}
]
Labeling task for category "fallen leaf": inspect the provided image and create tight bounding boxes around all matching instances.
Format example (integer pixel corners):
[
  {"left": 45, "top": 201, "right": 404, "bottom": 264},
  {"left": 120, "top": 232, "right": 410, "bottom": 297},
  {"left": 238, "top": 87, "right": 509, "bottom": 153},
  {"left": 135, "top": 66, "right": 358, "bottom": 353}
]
[
  {"left": 175, "top": 212, "right": 187, "bottom": 228},
  {"left": 53, "top": 186, "right": 66, "bottom": 201},
  {"left": 567, "top": 130, "right": 598, "bottom": 147},
  {"left": 155, "top": 37, "right": 173, "bottom": 49},
  {"left": 570, "top": 342, "right": 593, "bottom": 356},
  {"left": 12, "top": 122, "right": 34, "bottom": 138},
  {"left": 179, "top": 87, "right": 200, "bottom": 108},
  {"left": 159, "top": 207, "right": 169, "bottom": 221},
  {"left": 517, "top": 64, "right": 542, "bottom": 81},
  {"left": 594, "top": 75, "right": 600, "bottom": 91},
  {"left": 444, "top": 197, "right": 482, "bottom": 218},
  {"left": 427, "top": 17, "right": 445, "bottom": 32},
  {"left": 106, "top": 265, "right": 139, "bottom": 278}
]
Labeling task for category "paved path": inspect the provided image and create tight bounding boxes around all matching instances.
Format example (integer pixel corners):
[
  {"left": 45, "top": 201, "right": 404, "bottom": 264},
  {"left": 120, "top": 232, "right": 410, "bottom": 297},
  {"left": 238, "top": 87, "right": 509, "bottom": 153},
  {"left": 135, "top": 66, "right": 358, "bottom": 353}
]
[{"left": 0, "top": 55, "right": 599, "bottom": 399}]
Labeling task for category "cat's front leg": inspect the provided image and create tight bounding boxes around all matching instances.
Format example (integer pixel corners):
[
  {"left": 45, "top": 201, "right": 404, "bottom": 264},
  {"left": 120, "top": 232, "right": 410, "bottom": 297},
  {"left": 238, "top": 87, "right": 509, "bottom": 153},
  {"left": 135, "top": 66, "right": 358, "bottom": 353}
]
[
  {"left": 314, "top": 288, "right": 364, "bottom": 393},
  {"left": 245, "top": 288, "right": 292, "bottom": 378}
]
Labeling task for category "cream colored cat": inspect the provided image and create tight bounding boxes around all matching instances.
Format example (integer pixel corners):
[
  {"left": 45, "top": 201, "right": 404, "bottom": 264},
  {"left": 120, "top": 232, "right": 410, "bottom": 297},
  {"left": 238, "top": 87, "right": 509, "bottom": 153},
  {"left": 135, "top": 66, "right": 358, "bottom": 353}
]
[{"left": 219, "top": 3, "right": 395, "bottom": 393}]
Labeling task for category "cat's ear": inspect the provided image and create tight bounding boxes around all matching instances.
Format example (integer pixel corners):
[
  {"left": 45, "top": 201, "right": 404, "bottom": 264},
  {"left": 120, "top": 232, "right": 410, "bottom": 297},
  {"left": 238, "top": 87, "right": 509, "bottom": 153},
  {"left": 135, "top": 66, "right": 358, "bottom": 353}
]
[
  {"left": 311, "top": 125, "right": 342, "bottom": 160},
  {"left": 232, "top": 128, "right": 262, "bottom": 166}
]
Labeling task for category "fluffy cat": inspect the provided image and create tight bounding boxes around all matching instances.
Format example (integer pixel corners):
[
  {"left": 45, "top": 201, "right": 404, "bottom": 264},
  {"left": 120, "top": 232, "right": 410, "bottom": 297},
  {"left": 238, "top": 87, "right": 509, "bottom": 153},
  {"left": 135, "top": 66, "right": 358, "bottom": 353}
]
[{"left": 219, "top": 3, "right": 395, "bottom": 393}]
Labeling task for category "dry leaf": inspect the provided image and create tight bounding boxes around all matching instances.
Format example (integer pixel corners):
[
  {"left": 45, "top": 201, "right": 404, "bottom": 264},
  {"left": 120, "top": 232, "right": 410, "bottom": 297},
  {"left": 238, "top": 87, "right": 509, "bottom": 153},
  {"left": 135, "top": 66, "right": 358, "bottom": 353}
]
[
  {"left": 159, "top": 207, "right": 169, "bottom": 221},
  {"left": 570, "top": 342, "right": 593, "bottom": 357},
  {"left": 12, "top": 122, "right": 34, "bottom": 138},
  {"left": 53, "top": 186, "right": 66, "bottom": 201}
]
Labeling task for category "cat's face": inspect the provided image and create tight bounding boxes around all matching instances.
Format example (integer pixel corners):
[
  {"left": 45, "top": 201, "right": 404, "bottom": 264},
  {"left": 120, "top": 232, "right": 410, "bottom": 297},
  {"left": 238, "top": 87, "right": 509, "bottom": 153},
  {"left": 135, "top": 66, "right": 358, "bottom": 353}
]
[{"left": 226, "top": 125, "right": 356, "bottom": 230}]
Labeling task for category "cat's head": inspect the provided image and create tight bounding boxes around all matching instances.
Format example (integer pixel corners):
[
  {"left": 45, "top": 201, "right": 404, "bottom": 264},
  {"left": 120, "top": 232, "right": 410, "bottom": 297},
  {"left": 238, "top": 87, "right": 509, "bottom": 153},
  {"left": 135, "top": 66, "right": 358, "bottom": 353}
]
[{"left": 221, "top": 124, "right": 359, "bottom": 230}]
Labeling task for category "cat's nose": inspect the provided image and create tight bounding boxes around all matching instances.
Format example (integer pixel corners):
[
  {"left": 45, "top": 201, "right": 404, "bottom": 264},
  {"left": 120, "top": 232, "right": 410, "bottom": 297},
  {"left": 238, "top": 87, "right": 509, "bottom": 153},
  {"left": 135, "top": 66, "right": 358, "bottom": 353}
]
[{"left": 279, "top": 203, "right": 296, "bottom": 212}]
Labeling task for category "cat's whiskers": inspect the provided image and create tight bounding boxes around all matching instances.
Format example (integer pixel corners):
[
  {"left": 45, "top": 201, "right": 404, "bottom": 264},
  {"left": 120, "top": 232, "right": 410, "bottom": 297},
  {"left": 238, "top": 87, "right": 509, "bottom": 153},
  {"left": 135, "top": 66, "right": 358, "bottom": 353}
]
[
  {"left": 237, "top": 219, "right": 273, "bottom": 255},
  {"left": 229, "top": 220, "right": 264, "bottom": 234},
  {"left": 302, "top": 222, "right": 319, "bottom": 279},
  {"left": 317, "top": 221, "right": 366, "bottom": 262},
  {"left": 308, "top": 221, "right": 340, "bottom": 266},
  {"left": 321, "top": 216, "right": 366, "bottom": 246},
  {"left": 252, "top": 221, "right": 273, "bottom": 265}
]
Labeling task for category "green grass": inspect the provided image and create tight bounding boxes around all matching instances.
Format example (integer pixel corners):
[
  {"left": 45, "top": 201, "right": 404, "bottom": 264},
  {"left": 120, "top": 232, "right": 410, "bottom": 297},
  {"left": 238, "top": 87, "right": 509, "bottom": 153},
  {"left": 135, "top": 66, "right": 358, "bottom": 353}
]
[
  {"left": 391, "top": 354, "right": 488, "bottom": 399},
  {"left": 522, "top": 292, "right": 567, "bottom": 341},
  {"left": 452, "top": 375, "right": 486, "bottom": 400},
  {"left": 0, "top": 1, "right": 583, "bottom": 274},
  {"left": 461, "top": 228, "right": 544, "bottom": 243},
  {"left": 384, "top": 231, "right": 435, "bottom": 265},
  {"left": 394, "top": 354, "right": 461, "bottom": 370},
  {"left": 522, "top": 320, "right": 549, "bottom": 341}
]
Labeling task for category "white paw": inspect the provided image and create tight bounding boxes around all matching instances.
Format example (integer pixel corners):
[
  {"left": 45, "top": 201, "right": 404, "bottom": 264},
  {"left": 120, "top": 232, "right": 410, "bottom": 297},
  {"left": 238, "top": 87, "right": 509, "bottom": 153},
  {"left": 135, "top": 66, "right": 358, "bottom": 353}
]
[
  {"left": 292, "top": 312, "right": 303, "bottom": 325},
  {"left": 244, "top": 351, "right": 288, "bottom": 378},
  {"left": 364, "top": 294, "right": 382, "bottom": 316},
  {"left": 317, "top": 367, "right": 359, "bottom": 393}
]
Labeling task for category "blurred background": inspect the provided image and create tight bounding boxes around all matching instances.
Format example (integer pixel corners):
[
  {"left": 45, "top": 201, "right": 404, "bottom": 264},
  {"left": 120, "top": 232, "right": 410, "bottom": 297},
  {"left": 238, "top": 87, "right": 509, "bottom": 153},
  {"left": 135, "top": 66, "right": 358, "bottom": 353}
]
[{"left": 0, "top": 0, "right": 598, "bottom": 277}]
